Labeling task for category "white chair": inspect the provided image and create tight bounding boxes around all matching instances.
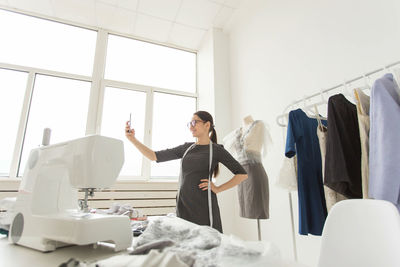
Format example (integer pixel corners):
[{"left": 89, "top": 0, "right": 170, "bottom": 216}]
[{"left": 318, "top": 199, "right": 400, "bottom": 267}]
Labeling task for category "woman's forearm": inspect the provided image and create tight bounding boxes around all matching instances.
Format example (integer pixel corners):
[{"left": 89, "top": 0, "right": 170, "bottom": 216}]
[
  {"left": 216, "top": 174, "right": 248, "bottom": 193},
  {"left": 130, "top": 137, "right": 157, "bottom": 161}
]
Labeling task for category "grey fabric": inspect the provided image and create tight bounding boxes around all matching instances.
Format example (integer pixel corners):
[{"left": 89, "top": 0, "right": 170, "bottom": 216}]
[
  {"left": 238, "top": 163, "right": 270, "bottom": 219},
  {"left": 83, "top": 217, "right": 289, "bottom": 267},
  {"left": 134, "top": 217, "right": 268, "bottom": 267},
  {"left": 131, "top": 240, "right": 175, "bottom": 255},
  {"left": 95, "top": 250, "right": 189, "bottom": 267},
  {"left": 134, "top": 217, "right": 220, "bottom": 266},
  {"left": 155, "top": 143, "right": 246, "bottom": 233}
]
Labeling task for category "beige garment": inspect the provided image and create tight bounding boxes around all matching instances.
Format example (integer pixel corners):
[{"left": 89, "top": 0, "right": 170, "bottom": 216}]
[
  {"left": 276, "top": 156, "right": 298, "bottom": 191},
  {"left": 316, "top": 121, "right": 347, "bottom": 212},
  {"left": 354, "top": 88, "right": 370, "bottom": 199}
]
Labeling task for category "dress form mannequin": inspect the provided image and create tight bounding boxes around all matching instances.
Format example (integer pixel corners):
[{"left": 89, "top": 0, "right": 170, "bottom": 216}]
[
  {"left": 241, "top": 115, "right": 266, "bottom": 156},
  {"left": 243, "top": 115, "right": 254, "bottom": 127},
  {"left": 223, "top": 115, "right": 271, "bottom": 241}
]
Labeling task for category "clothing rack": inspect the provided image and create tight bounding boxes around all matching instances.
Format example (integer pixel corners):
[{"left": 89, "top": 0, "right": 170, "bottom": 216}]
[
  {"left": 276, "top": 60, "right": 400, "bottom": 127},
  {"left": 276, "top": 59, "right": 400, "bottom": 262}
]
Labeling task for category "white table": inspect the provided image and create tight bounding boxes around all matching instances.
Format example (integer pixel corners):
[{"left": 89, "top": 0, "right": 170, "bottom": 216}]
[{"left": 0, "top": 235, "right": 131, "bottom": 267}]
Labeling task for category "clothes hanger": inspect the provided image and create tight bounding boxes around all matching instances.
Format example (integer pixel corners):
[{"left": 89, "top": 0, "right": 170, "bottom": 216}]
[
  {"left": 302, "top": 95, "right": 314, "bottom": 117},
  {"left": 363, "top": 73, "right": 371, "bottom": 90},
  {"left": 385, "top": 65, "right": 400, "bottom": 97},
  {"left": 302, "top": 96, "right": 307, "bottom": 113},
  {"left": 391, "top": 68, "right": 400, "bottom": 93},
  {"left": 390, "top": 64, "right": 400, "bottom": 79},
  {"left": 351, "top": 74, "right": 370, "bottom": 110},
  {"left": 277, "top": 100, "right": 296, "bottom": 127},
  {"left": 310, "top": 97, "right": 327, "bottom": 120},
  {"left": 340, "top": 80, "right": 359, "bottom": 105},
  {"left": 313, "top": 104, "right": 325, "bottom": 130},
  {"left": 301, "top": 94, "right": 328, "bottom": 121}
]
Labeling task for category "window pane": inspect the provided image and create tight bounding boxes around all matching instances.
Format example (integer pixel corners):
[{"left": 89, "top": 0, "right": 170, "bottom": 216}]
[
  {"left": 106, "top": 35, "right": 196, "bottom": 93},
  {"left": 0, "top": 69, "right": 28, "bottom": 176},
  {"left": 151, "top": 93, "right": 196, "bottom": 178},
  {"left": 0, "top": 9, "right": 96, "bottom": 76},
  {"left": 18, "top": 75, "right": 91, "bottom": 176},
  {"left": 101, "top": 87, "right": 146, "bottom": 177}
]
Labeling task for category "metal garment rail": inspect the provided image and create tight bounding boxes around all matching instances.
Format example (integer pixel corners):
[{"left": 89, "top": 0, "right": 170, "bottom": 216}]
[
  {"left": 276, "top": 59, "right": 400, "bottom": 262},
  {"left": 276, "top": 60, "right": 400, "bottom": 127}
]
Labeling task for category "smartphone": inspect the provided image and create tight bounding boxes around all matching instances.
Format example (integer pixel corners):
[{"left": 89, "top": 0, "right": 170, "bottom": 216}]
[{"left": 128, "top": 113, "right": 131, "bottom": 133}]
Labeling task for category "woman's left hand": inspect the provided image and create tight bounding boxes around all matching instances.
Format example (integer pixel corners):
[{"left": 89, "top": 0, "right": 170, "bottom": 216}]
[{"left": 199, "top": 179, "right": 219, "bottom": 194}]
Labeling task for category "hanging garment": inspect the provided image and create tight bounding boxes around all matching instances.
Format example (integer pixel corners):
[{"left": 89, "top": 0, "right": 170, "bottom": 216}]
[
  {"left": 276, "top": 156, "right": 297, "bottom": 192},
  {"left": 354, "top": 88, "right": 370, "bottom": 199},
  {"left": 315, "top": 117, "right": 347, "bottom": 212},
  {"left": 285, "top": 109, "right": 327, "bottom": 236},
  {"left": 223, "top": 120, "right": 270, "bottom": 219},
  {"left": 324, "top": 94, "right": 362, "bottom": 199},
  {"left": 369, "top": 73, "right": 400, "bottom": 210},
  {"left": 155, "top": 142, "right": 247, "bottom": 232}
]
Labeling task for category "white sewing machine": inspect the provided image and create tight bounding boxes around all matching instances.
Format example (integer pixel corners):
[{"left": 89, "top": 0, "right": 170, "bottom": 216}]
[{"left": 8, "top": 135, "right": 132, "bottom": 252}]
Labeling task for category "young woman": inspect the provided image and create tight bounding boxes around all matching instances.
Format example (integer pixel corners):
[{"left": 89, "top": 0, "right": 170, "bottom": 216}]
[{"left": 125, "top": 111, "right": 248, "bottom": 232}]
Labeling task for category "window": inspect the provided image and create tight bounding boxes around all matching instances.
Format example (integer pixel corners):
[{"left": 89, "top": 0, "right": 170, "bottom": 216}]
[
  {"left": 0, "top": 68, "right": 28, "bottom": 176},
  {"left": 105, "top": 35, "right": 196, "bottom": 93},
  {"left": 101, "top": 87, "right": 147, "bottom": 177},
  {"left": 151, "top": 93, "right": 196, "bottom": 178},
  {"left": 0, "top": 9, "right": 97, "bottom": 76},
  {"left": 18, "top": 75, "right": 91, "bottom": 176},
  {"left": 0, "top": 9, "right": 197, "bottom": 180}
]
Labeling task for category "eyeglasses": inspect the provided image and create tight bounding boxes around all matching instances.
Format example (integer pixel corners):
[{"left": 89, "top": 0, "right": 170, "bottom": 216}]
[{"left": 187, "top": 120, "right": 205, "bottom": 128}]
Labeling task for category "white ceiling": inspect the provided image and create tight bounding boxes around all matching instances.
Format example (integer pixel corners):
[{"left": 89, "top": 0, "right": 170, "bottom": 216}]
[{"left": 0, "top": 0, "right": 244, "bottom": 51}]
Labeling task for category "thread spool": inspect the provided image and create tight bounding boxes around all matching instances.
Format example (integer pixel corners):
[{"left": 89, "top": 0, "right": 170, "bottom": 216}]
[{"left": 41, "top": 128, "right": 51, "bottom": 146}]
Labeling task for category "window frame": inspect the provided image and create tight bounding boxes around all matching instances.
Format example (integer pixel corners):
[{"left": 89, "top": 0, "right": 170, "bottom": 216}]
[
  {"left": 98, "top": 79, "right": 198, "bottom": 181},
  {"left": 0, "top": 64, "right": 93, "bottom": 178},
  {"left": 0, "top": 8, "right": 198, "bottom": 181}
]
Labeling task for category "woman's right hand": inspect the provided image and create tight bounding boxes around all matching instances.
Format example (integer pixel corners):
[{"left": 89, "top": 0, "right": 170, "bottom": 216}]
[
  {"left": 124, "top": 121, "right": 156, "bottom": 161},
  {"left": 125, "top": 121, "right": 136, "bottom": 141}
]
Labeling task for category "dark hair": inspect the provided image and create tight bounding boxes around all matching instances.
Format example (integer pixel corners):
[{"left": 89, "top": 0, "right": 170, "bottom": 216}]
[{"left": 194, "top": 111, "right": 219, "bottom": 177}]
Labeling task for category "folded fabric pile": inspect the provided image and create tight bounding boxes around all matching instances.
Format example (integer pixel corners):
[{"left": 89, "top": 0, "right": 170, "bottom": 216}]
[
  {"left": 61, "top": 216, "right": 291, "bottom": 267},
  {"left": 96, "top": 216, "right": 284, "bottom": 267}
]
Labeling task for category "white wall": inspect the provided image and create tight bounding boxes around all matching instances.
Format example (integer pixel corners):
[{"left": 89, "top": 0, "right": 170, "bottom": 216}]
[
  {"left": 197, "top": 29, "right": 215, "bottom": 115},
  {"left": 226, "top": 0, "right": 400, "bottom": 266},
  {"left": 198, "top": 28, "right": 236, "bottom": 235}
]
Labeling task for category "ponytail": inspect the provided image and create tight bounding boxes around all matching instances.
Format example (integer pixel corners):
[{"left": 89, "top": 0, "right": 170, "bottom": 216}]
[
  {"left": 194, "top": 110, "right": 219, "bottom": 177},
  {"left": 210, "top": 127, "right": 219, "bottom": 177},
  {"left": 210, "top": 127, "right": 217, "bottom": 143}
]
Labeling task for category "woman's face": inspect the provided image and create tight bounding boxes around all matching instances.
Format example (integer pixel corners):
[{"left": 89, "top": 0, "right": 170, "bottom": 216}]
[{"left": 189, "top": 115, "right": 209, "bottom": 138}]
